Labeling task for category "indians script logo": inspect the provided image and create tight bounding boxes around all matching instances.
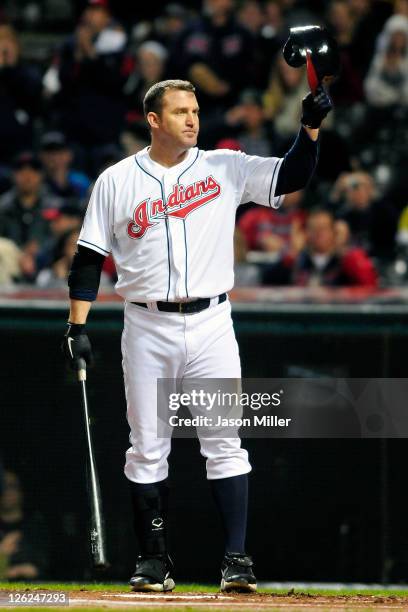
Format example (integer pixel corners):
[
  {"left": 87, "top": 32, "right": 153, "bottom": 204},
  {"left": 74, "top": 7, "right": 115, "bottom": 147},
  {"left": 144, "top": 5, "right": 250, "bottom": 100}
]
[{"left": 127, "top": 175, "right": 221, "bottom": 239}]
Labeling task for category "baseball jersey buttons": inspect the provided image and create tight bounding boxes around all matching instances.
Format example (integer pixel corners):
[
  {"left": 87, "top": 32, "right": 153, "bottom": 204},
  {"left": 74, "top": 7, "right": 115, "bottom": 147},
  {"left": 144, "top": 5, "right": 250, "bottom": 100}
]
[{"left": 163, "top": 172, "right": 189, "bottom": 300}]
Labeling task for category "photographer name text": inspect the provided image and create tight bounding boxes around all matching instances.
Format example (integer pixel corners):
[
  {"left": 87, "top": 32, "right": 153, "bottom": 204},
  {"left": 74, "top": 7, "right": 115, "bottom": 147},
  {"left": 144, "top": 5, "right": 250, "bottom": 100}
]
[{"left": 168, "top": 415, "right": 291, "bottom": 427}]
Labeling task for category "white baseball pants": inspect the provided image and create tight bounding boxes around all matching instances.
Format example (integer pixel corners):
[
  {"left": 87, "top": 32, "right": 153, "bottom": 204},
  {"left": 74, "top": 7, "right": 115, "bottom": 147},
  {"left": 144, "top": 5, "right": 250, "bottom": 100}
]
[{"left": 122, "top": 298, "right": 251, "bottom": 484}]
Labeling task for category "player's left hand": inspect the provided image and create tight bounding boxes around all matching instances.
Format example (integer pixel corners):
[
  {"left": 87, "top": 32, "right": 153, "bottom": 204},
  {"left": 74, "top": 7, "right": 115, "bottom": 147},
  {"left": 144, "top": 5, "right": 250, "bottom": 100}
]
[{"left": 301, "top": 85, "right": 333, "bottom": 129}]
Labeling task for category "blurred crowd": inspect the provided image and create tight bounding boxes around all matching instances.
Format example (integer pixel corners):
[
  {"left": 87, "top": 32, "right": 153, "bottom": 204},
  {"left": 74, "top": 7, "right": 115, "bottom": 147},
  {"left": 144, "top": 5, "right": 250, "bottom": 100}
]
[
  {"left": 0, "top": 467, "right": 48, "bottom": 580},
  {"left": 0, "top": 0, "right": 407, "bottom": 290}
]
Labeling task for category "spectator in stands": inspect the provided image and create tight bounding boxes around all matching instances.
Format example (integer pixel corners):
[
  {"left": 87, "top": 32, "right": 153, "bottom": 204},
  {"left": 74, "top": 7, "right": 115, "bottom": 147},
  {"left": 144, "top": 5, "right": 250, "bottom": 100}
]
[
  {"left": 238, "top": 189, "right": 307, "bottom": 254},
  {"left": 124, "top": 41, "right": 168, "bottom": 127},
  {"left": 234, "top": 89, "right": 275, "bottom": 156},
  {"left": 331, "top": 171, "right": 398, "bottom": 260},
  {"left": 238, "top": 0, "right": 264, "bottom": 35},
  {"left": 263, "top": 55, "right": 309, "bottom": 148},
  {"left": 121, "top": 123, "right": 150, "bottom": 157},
  {"left": 396, "top": 0, "right": 408, "bottom": 17},
  {"left": 270, "top": 209, "right": 378, "bottom": 287},
  {"left": 94, "top": 143, "right": 124, "bottom": 175},
  {"left": 326, "top": 0, "right": 364, "bottom": 105},
  {"left": 256, "top": 0, "right": 287, "bottom": 86},
  {"left": 233, "top": 227, "right": 261, "bottom": 286},
  {"left": 171, "top": 0, "right": 255, "bottom": 114},
  {"left": 236, "top": 0, "right": 268, "bottom": 88},
  {"left": 347, "top": 0, "right": 392, "bottom": 79},
  {"left": 312, "top": 121, "right": 351, "bottom": 186},
  {"left": 132, "top": 4, "right": 189, "bottom": 52},
  {"left": 153, "top": 4, "right": 191, "bottom": 51},
  {"left": 279, "top": 0, "right": 318, "bottom": 29},
  {"left": 0, "top": 470, "right": 48, "bottom": 580},
  {"left": 396, "top": 203, "right": 408, "bottom": 248},
  {"left": 0, "top": 152, "right": 60, "bottom": 281},
  {"left": 364, "top": 15, "right": 408, "bottom": 108},
  {"left": 37, "top": 227, "right": 114, "bottom": 289},
  {"left": 0, "top": 238, "right": 21, "bottom": 286},
  {"left": 263, "top": 0, "right": 285, "bottom": 38},
  {"left": 37, "top": 204, "right": 83, "bottom": 272},
  {"left": 36, "top": 228, "right": 80, "bottom": 288},
  {"left": 327, "top": 0, "right": 355, "bottom": 46},
  {"left": 45, "top": 0, "right": 129, "bottom": 172},
  {"left": 213, "top": 89, "right": 275, "bottom": 156},
  {"left": 0, "top": 25, "right": 42, "bottom": 165},
  {"left": 39, "top": 132, "right": 91, "bottom": 203}
]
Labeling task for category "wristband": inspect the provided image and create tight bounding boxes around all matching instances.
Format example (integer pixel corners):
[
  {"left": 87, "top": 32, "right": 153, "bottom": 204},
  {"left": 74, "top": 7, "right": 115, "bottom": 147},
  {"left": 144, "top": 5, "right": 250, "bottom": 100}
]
[{"left": 67, "top": 322, "right": 86, "bottom": 336}]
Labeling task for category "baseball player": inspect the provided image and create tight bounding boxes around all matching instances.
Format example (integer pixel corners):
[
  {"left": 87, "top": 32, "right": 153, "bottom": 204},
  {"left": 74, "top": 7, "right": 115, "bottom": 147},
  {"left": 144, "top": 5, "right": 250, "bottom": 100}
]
[{"left": 62, "top": 79, "right": 332, "bottom": 592}]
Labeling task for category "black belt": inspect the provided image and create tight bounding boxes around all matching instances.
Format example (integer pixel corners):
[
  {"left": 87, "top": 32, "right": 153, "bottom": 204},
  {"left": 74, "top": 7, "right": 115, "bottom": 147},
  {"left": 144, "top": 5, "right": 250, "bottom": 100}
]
[{"left": 132, "top": 293, "right": 227, "bottom": 314}]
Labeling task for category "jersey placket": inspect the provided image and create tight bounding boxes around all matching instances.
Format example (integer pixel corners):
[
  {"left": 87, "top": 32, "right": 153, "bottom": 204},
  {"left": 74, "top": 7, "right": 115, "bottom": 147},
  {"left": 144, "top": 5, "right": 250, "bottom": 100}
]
[{"left": 163, "top": 170, "right": 188, "bottom": 301}]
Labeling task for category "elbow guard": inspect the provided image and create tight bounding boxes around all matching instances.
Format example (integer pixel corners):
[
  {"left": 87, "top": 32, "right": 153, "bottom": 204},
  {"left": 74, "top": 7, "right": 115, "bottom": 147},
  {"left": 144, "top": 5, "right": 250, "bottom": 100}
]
[{"left": 68, "top": 245, "right": 105, "bottom": 301}]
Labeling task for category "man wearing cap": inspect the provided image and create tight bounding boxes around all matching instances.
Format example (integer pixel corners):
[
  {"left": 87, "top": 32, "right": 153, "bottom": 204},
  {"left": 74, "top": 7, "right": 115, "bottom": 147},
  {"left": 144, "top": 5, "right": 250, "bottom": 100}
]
[
  {"left": 40, "top": 132, "right": 91, "bottom": 202},
  {"left": 170, "top": 0, "right": 255, "bottom": 114},
  {"left": 46, "top": 0, "right": 129, "bottom": 170},
  {"left": 0, "top": 153, "right": 61, "bottom": 280},
  {"left": 0, "top": 25, "right": 42, "bottom": 165}
]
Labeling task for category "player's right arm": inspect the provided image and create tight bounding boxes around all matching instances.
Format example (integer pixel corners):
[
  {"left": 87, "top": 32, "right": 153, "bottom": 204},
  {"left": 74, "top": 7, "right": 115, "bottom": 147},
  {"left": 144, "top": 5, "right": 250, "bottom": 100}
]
[
  {"left": 68, "top": 299, "right": 92, "bottom": 325},
  {"left": 62, "top": 245, "right": 106, "bottom": 369},
  {"left": 62, "top": 172, "right": 113, "bottom": 369}
]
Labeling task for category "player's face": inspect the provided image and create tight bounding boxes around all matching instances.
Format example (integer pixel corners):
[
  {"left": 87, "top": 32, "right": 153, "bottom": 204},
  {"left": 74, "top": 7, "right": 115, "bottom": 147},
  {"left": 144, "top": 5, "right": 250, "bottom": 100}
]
[{"left": 155, "top": 90, "right": 200, "bottom": 149}]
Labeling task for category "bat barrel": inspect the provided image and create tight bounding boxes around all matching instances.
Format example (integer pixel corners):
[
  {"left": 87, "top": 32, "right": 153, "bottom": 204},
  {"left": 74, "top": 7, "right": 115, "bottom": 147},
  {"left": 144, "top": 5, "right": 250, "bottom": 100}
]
[{"left": 79, "top": 368, "right": 109, "bottom": 569}]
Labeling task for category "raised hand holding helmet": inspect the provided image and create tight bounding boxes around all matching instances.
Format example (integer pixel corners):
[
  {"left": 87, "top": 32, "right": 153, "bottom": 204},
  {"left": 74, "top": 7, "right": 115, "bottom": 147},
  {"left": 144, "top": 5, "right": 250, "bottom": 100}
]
[{"left": 301, "top": 85, "right": 333, "bottom": 129}]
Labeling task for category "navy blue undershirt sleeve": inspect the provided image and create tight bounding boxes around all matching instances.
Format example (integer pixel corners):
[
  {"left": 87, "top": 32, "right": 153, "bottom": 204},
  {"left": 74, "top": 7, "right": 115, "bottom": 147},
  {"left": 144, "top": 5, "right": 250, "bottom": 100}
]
[
  {"left": 275, "top": 126, "right": 319, "bottom": 196},
  {"left": 68, "top": 245, "right": 105, "bottom": 302}
]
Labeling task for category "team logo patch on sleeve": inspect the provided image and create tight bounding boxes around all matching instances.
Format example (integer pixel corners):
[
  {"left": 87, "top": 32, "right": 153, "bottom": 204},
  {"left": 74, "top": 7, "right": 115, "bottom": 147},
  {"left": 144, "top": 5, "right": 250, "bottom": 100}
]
[{"left": 127, "top": 176, "right": 221, "bottom": 239}]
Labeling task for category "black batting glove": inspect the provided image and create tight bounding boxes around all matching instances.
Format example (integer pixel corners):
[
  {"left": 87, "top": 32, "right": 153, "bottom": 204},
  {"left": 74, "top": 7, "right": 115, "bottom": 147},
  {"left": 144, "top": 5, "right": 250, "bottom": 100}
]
[
  {"left": 62, "top": 323, "right": 93, "bottom": 370},
  {"left": 301, "top": 85, "right": 333, "bottom": 129}
]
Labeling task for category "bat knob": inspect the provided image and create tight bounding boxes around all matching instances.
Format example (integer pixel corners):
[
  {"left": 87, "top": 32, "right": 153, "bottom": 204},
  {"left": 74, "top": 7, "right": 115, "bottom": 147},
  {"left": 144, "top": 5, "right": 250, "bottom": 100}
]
[{"left": 77, "top": 358, "right": 87, "bottom": 382}]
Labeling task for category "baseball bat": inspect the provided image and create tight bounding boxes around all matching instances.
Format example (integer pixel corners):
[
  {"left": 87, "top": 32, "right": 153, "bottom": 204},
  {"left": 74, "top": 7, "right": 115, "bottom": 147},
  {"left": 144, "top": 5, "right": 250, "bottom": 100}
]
[
  {"left": 306, "top": 51, "right": 319, "bottom": 96},
  {"left": 77, "top": 357, "right": 109, "bottom": 569}
]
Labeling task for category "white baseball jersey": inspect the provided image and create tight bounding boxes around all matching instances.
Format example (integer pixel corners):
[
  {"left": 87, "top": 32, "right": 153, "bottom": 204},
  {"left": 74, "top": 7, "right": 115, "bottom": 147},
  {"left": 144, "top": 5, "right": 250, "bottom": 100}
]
[{"left": 78, "top": 146, "right": 284, "bottom": 301}]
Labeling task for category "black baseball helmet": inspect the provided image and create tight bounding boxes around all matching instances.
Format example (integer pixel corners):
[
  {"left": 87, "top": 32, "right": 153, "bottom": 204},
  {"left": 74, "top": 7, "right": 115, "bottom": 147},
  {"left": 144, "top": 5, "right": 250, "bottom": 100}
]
[{"left": 283, "top": 25, "right": 340, "bottom": 92}]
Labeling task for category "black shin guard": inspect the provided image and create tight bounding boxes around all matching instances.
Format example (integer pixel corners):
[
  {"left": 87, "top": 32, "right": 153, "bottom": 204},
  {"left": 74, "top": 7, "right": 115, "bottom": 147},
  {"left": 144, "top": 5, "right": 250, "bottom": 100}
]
[{"left": 130, "top": 479, "right": 169, "bottom": 556}]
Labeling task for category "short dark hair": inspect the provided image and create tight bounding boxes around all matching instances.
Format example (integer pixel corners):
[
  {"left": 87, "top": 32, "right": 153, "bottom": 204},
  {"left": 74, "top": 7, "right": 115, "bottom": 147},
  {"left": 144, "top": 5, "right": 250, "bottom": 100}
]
[
  {"left": 143, "top": 79, "right": 196, "bottom": 117},
  {"left": 307, "top": 208, "right": 335, "bottom": 224}
]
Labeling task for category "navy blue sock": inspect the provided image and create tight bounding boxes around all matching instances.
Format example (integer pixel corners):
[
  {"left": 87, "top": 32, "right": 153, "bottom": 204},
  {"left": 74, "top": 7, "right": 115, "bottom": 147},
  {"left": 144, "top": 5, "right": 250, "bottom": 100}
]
[{"left": 210, "top": 474, "right": 248, "bottom": 554}]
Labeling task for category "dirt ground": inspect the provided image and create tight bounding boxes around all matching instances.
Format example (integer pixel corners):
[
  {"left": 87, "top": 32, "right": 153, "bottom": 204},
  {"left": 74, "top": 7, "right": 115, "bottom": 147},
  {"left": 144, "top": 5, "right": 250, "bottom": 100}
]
[
  {"left": 68, "top": 590, "right": 408, "bottom": 610},
  {"left": 3, "top": 590, "right": 408, "bottom": 611}
]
